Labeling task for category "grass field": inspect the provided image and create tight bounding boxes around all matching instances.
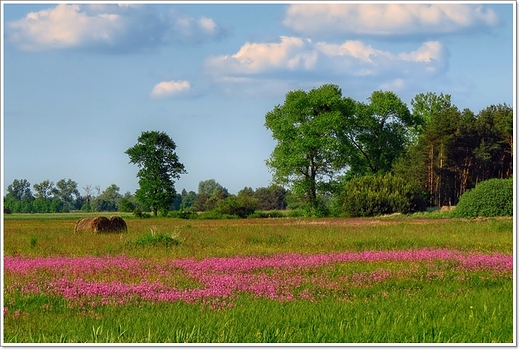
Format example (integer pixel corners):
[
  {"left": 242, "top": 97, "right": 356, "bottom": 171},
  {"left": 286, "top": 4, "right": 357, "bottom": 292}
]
[{"left": 2, "top": 213, "right": 514, "bottom": 344}]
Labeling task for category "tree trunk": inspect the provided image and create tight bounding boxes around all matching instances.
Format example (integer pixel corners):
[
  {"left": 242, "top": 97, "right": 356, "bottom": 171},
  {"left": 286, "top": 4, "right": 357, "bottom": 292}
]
[{"left": 428, "top": 143, "right": 434, "bottom": 206}]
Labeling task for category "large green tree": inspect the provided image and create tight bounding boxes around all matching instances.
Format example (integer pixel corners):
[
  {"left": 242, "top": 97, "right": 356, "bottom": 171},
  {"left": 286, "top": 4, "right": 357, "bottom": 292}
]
[
  {"left": 340, "top": 90, "right": 419, "bottom": 177},
  {"left": 126, "top": 131, "right": 186, "bottom": 216},
  {"left": 265, "top": 84, "right": 355, "bottom": 212}
]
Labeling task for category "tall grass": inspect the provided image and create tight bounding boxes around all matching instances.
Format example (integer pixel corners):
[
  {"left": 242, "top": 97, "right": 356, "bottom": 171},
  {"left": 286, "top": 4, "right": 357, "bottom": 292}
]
[{"left": 3, "top": 216, "right": 513, "bottom": 258}]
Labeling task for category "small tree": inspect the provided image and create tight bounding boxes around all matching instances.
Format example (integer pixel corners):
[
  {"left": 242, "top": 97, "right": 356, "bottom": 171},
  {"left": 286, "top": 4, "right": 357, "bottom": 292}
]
[{"left": 126, "top": 131, "right": 186, "bottom": 216}]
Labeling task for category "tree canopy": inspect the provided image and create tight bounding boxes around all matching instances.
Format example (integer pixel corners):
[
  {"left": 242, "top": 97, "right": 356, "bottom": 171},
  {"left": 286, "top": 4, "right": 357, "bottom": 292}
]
[
  {"left": 265, "top": 84, "right": 355, "bottom": 212},
  {"left": 125, "top": 131, "right": 186, "bottom": 216}
]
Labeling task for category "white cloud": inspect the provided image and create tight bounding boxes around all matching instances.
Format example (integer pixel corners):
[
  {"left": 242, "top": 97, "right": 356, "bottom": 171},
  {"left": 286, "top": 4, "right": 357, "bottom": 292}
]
[
  {"left": 205, "top": 36, "right": 318, "bottom": 76},
  {"left": 150, "top": 80, "right": 191, "bottom": 98},
  {"left": 7, "top": 4, "right": 124, "bottom": 51},
  {"left": 283, "top": 4, "right": 500, "bottom": 38},
  {"left": 6, "top": 4, "right": 229, "bottom": 52},
  {"left": 206, "top": 36, "right": 449, "bottom": 82},
  {"left": 198, "top": 17, "right": 217, "bottom": 34}
]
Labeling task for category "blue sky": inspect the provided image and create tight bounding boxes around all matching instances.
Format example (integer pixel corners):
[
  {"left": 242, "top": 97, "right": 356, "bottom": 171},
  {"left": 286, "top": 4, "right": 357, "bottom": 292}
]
[{"left": 2, "top": 2, "right": 515, "bottom": 197}]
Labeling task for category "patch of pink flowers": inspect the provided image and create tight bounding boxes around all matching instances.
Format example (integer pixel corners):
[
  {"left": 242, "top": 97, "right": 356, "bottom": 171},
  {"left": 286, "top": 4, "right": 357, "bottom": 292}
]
[{"left": 4, "top": 248, "right": 512, "bottom": 309}]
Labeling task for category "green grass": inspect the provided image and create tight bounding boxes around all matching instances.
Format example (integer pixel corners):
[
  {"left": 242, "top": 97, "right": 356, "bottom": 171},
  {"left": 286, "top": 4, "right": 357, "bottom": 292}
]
[
  {"left": 4, "top": 278, "right": 512, "bottom": 343},
  {"left": 3, "top": 214, "right": 513, "bottom": 343},
  {"left": 3, "top": 216, "right": 513, "bottom": 258}
]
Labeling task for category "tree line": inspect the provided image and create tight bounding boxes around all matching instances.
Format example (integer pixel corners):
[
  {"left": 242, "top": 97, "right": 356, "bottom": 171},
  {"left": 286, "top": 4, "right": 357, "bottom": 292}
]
[
  {"left": 265, "top": 86, "right": 512, "bottom": 214},
  {"left": 4, "top": 85, "right": 512, "bottom": 217},
  {"left": 3, "top": 178, "right": 288, "bottom": 215}
]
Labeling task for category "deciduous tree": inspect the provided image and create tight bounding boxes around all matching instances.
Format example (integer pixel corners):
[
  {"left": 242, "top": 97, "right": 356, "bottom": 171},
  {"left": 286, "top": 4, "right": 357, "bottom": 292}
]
[
  {"left": 340, "top": 90, "right": 419, "bottom": 177},
  {"left": 126, "top": 131, "right": 186, "bottom": 216},
  {"left": 265, "top": 84, "right": 355, "bottom": 212}
]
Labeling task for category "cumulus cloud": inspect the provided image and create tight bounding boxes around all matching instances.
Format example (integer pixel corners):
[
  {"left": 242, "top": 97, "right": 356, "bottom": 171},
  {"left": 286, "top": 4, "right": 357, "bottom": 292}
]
[
  {"left": 205, "top": 36, "right": 318, "bottom": 76},
  {"left": 205, "top": 36, "right": 449, "bottom": 82},
  {"left": 150, "top": 80, "right": 191, "bottom": 98},
  {"left": 6, "top": 4, "right": 229, "bottom": 53},
  {"left": 283, "top": 4, "right": 500, "bottom": 38}
]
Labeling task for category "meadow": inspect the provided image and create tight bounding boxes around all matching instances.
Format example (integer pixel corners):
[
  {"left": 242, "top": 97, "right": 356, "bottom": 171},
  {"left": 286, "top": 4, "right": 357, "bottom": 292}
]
[{"left": 3, "top": 213, "right": 514, "bottom": 344}]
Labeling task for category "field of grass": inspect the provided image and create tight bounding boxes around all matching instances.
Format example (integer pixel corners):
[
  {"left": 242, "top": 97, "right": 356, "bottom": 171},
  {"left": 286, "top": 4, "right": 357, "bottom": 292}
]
[{"left": 3, "top": 213, "right": 514, "bottom": 344}]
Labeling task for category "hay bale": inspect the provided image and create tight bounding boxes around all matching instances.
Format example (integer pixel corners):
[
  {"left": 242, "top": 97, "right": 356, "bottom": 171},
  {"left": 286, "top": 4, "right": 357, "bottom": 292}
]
[
  {"left": 74, "top": 217, "right": 94, "bottom": 233},
  {"left": 74, "top": 216, "right": 113, "bottom": 233},
  {"left": 109, "top": 216, "right": 127, "bottom": 233}
]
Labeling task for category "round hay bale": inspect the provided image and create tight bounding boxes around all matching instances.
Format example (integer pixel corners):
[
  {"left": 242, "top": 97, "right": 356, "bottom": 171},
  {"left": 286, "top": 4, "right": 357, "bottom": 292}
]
[
  {"left": 74, "top": 216, "right": 112, "bottom": 233},
  {"left": 109, "top": 216, "right": 127, "bottom": 233},
  {"left": 74, "top": 217, "right": 95, "bottom": 233},
  {"left": 90, "top": 216, "right": 112, "bottom": 233}
]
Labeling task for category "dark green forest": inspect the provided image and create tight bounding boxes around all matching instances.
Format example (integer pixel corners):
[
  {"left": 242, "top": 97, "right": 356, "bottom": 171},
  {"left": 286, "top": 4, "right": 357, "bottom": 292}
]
[{"left": 4, "top": 88, "right": 513, "bottom": 218}]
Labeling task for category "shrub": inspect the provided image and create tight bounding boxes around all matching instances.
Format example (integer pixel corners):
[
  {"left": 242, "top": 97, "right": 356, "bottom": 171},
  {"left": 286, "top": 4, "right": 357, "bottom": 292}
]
[
  {"left": 286, "top": 209, "right": 307, "bottom": 217},
  {"left": 247, "top": 210, "right": 286, "bottom": 219},
  {"left": 133, "top": 208, "right": 151, "bottom": 218},
  {"left": 339, "top": 173, "right": 426, "bottom": 217},
  {"left": 131, "top": 233, "right": 180, "bottom": 247},
  {"left": 168, "top": 209, "right": 198, "bottom": 220},
  {"left": 197, "top": 211, "right": 239, "bottom": 220},
  {"left": 452, "top": 178, "right": 513, "bottom": 218},
  {"left": 127, "top": 227, "right": 181, "bottom": 248},
  {"left": 215, "top": 196, "right": 258, "bottom": 218}
]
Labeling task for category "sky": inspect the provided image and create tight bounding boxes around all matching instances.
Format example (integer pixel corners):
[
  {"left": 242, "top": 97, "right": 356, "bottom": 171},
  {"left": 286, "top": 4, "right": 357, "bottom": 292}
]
[{"left": 1, "top": 1, "right": 515, "bottom": 198}]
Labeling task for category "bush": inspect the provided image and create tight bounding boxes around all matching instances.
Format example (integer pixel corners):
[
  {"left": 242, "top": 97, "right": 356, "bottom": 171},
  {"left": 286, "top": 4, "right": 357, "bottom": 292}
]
[
  {"left": 339, "top": 173, "right": 426, "bottom": 217},
  {"left": 168, "top": 209, "right": 199, "bottom": 220},
  {"left": 247, "top": 210, "right": 286, "bottom": 219},
  {"left": 198, "top": 211, "right": 239, "bottom": 220},
  {"left": 452, "top": 178, "right": 513, "bottom": 218},
  {"left": 129, "top": 233, "right": 180, "bottom": 248},
  {"left": 215, "top": 196, "right": 257, "bottom": 218},
  {"left": 285, "top": 209, "right": 307, "bottom": 217},
  {"left": 127, "top": 227, "right": 181, "bottom": 248},
  {"left": 133, "top": 208, "right": 151, "bottom": 218}
]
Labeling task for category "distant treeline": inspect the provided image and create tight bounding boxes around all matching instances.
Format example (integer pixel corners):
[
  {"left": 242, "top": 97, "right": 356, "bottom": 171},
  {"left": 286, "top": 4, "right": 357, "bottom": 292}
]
[
  {"left": 3, "top": 178, "right": 289, "bottom": 215},
  {"left": 4, "top": 91, "right": 513, "bottom": 217}
]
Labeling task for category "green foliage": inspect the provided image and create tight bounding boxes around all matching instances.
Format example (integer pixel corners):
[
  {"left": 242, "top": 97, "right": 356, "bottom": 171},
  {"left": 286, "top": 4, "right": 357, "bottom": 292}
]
[
  {"left": 452, "top": 178, "right": 513, "bottom": 218},
  {"left": 54, "top": 179, "right": 80, "bottom": 212},
  {"left": 247, "top": 210, "right": 285, "bottom": 219},
  {"left": 6, "top": 179, "right": 34, "bottom": 201},
  {"left": 126, "top": 131, "right": 186, "bottom": 216},
  {"left": 133, "top": 208, "right": 151, "bottom": 219},
  {"left": 265, "top": 84, "right": 355, "bottom": 211},
  {"left": 197, "top": 211, "right": 239, "bottom": 220},
  {"left": 193, "top": 179, "right": 229, "bottom": 212},
  {"left": 90, "top": 184, "right": 122, "bottom": 212},
  {"left": 128, "top": 231, "right": 180, "bottom": 248},
  {"left": 397, "top": 98, "right": 513, "bottom": 207},
  {"left": 285, "top": 209, "right": 307, "bottom": 218},
  {"left": 342, "top": 91, "right": 419, "bottom": 176},
  {"left": 118, "top": 198, "right": 135, "bottom": 212},
  {"left": 339, "top": 173, "right": 426, "bottom": 217},
  {"left": 215, "top": 195, "right": 258, "bottom": 219}
]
